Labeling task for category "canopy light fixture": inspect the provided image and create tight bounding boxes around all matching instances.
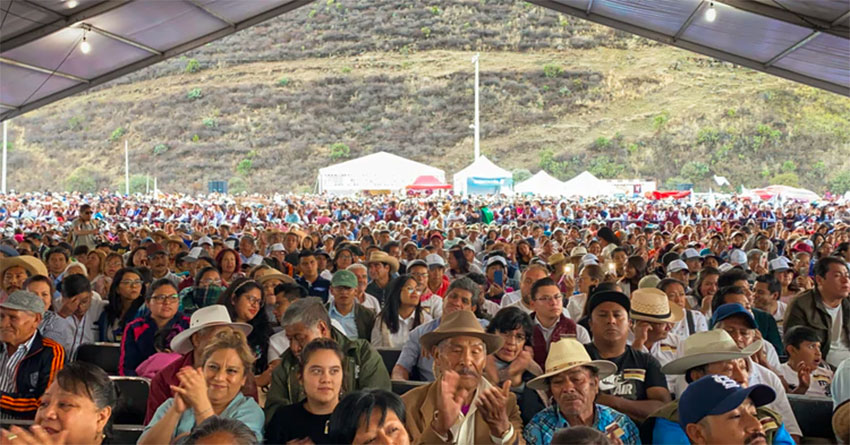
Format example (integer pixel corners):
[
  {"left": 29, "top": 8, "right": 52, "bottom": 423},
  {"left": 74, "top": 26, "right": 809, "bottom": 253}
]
[{"left": 705, "top": 2, "right": 717, "bottom": 22}]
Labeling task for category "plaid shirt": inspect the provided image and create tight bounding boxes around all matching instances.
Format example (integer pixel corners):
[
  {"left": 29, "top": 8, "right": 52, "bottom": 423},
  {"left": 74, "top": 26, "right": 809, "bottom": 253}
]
[{"left": 524, "top": 403, "right": 641, "bottom": 445}]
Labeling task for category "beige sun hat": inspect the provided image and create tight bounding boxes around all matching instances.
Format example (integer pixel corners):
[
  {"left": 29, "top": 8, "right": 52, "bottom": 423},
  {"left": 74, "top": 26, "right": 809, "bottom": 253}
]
[
  {"left": 420, "top": 310, "right": 503, "bottom": 354},
  {"left": 661, "top": 329, "right": 763, "bottom": 375},
  {"left": 170, "top": 305, "right": 252, "bottom": 354},
  {"left": 528, "top": 338, "right": 617, "bottom": 391},
  {"left": 629, "top": 288, "right": 684, "bottom": 324},
  {"left": 366, "top": 251, "right": 400, "bottom": 274},
  {"left": 0, "top": 255, "right": 49, "bottom": 279}
]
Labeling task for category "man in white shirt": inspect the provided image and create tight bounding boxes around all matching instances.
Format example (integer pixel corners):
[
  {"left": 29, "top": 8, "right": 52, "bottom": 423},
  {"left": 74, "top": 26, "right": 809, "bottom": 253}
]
[
  {"left": 753, "top": 275, "right": 787, "bottom": 336},
  {"left": 501, "top": 264, "right": 548, "bottom": 313}
]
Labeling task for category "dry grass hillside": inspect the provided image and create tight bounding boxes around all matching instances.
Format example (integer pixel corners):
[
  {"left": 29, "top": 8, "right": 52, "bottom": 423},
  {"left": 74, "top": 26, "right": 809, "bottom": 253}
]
[{"left": 5, "top": 0, "right": 850, "bottom": 194}]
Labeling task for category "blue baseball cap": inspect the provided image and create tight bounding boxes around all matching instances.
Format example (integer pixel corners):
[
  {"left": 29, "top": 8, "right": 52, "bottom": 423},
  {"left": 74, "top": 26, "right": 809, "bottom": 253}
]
[
  {"left": 679, "top": 374, "right": 775, "bottom": 429},
  {"left": 710, "top": 303, "right": 756, "bottom": 329}
]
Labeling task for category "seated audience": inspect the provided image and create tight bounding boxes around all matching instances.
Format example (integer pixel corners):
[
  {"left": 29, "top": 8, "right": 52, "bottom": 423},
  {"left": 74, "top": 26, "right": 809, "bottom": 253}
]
[
  {"left": 712, "top": 287, "right": 782, "bottom": 370},
  {"left": 524, "top": 338, "right": 639, "bottom": 445},
  {"left": 176, "top": 416, "right": 259, "bottom": 445},
  {"left": 119, "top": 278, "right": 190, "bottom": 376},
  {"left": 217, "top": 278, "right": 273, "bottom": 379},
  {"left": 550, "top": 426, "right": 611, "bottom": 445},
  {"left": 266, "top": 338, "right": 344, "bottom": 444},
  {"left": 529, "top": 277, "right": 590, "bottom": 368},
  {"left": 145, "top": 304, "right": 254, "bottom": 424},
  {"left": 372, "top": 274, "right": 430, "bottom": 348},
  {"left": 657, "top": 278, "right": 707, "bottom": 338},
  {"left": 833, "top": 358, "right": 850, "bottom": 443},
  {"left": 392, "top": 276, "right": 486, "bottom": 381},
  {"left": 328, "top": 389, "right": 411, "bottom": 445},
  {"left": 98, "top": 267, "right": 147, "bottom": 342},
  {"left": 500, "top": 264, "right": 549, "bottom": 314},
  {"left": 140, "top": 329, "right": 265, "bottom": 443},
  {"left": 485, "top": 306, "right": 547, "bottom": 425},
  {"left": 266, "top": 297, "right": 390, "bottom": 418},
  {"left": 401, "top": 310, "right": 523, "bottom": 443},
  {"left": 679, "top": 375, "right": 776, "bottom": 445},
  {"left": 717, "top": 269, "right": 783, "bottom": 354},
  {"left": 179, "top": 266, "right": 224, "bottom": 315},
  {"left": 629, "top": 288, "right": 684, "bottom": 388},
  {"left": 297, "top": 250, "right": 332, "bottom": 303},
  {"left": 345, "top": 263, "right": 382, "bottom": 314},
  {"left": 784, "top": 256, "right": 850, "bottom": 368},
  {"left": 584, "top": 289, "right": 671, "bottom": 422},
  {"left": 328, "top": 269, "right": 376, "bottom": 341},
  {"left": 0, "top": 362, "right": 116, "bottom": 445},
  {"left": 779, "top": 325, "right": 833, "bottom": 396},
  {"left": 566, "top": 264, "right": 604, "bottom": 321},
  {"left": 0, "top": 290, "right": 64, "bottom": 419},
  {"left": 753, "top": 274, "right": 787, "bottom": 335},
  {"left": 40, "top": 274, "right": 106, "bottom": 359}
]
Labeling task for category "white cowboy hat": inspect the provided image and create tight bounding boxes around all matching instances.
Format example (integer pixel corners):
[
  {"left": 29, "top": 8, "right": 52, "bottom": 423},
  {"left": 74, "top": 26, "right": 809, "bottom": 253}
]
[
  {"left": 170, "top": 305, "right": 252, "bottom": 354},
  {"left": 528, "top": 338, "right": 617, "bottom": 391},
  {"left": 661, "top": 329, "right": 762, "bottom": 375}
]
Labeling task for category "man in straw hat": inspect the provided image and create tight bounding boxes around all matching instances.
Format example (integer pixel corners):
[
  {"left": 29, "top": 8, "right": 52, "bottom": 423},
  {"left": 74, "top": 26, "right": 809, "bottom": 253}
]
[
  {"left": 0, "top": 256, "right": 48, "bottom": 302},
  {"left": 366, "top": 250, "right": 399, "bottom": 306},
  {"left": 629, "top": 288, "right": 684, "bottom": 388},
  {"left": 401, "top": 310, "right": 522, "bottom": 444},
  {"left": 145, "top": 304, "right": 254, "bottom": 424},
  {"left": 644, "top": 329, "right": 795, "bottom": 444},
  {"left": 523, "top": 338, "right": 639, "bottom": 445}
]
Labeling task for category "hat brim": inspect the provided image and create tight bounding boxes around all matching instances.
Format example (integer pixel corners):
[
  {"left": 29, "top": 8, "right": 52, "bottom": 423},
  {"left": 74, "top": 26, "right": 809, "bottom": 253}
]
[
  {"left": 171, "top": 321, "right": 253, "bottom": 354},
  {"left": 420, "top": 330, "right": 503, "bottom": 357},
  {"left": 661, "top": 339, "right": 762, "bottom": 375},
  {"left": 707, "top": 383, "right": 776, "bottom": 419},
  {"left": 631, "top": 302, "right": 685, "bottom": 324},
  {"left": 258, "top": 273, "right": 295, "bottom": 285},
  {"left": 770, "top": 267, "right": 791, "bottom": 273},
  {"left": 833, "top": 400, "right": 850, "bottom": 443},
  {"left": 528, "top": 360, "right": 617, "bottom": 391}
]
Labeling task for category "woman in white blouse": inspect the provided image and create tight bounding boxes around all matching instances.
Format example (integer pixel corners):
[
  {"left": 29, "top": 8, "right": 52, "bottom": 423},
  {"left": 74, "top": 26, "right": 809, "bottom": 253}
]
[{"left": 370, "top": 274, "right": 431, "bottom": 348}]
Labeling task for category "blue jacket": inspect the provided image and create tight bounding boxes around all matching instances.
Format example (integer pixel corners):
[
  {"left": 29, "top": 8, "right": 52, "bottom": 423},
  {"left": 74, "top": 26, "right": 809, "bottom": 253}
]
[{"left": 119, "top": 312, "right": 189, "bottom": 376}]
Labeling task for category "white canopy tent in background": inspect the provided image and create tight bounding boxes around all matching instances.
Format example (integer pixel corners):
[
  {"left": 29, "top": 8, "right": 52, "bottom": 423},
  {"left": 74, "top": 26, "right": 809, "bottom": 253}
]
[
  {"left": 561, "top": 171, "right": 619, "bottom": 197},
  {"left": 515, "top": 170, "right": 565, "bottom": 196},
  {"left": 317, "top": 151, "right": 445, "bottom": 195},
  {"left": 453, "top": 155, "right": 512, "bottom": 195}
]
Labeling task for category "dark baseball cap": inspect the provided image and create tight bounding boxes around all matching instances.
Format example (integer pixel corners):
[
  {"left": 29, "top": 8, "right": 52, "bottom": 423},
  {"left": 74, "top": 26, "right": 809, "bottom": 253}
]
[
  {"left": 679, "top": 374, "right": 775, "bottom": 430},
  {"left": 710, "top": 303, "right": 756, "bottom": 329}
]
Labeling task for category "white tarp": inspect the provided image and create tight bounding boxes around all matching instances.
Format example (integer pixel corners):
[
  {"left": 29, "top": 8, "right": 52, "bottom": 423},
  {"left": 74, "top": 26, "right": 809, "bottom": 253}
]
[
  {"left": 453, "top": 156, "right": 512, "bottom": 195},
  {"left": 561, "top": 171, "right": 619, "bottom": 197},
  {"left": 318, "top": 151, "right": 444, "bottom": 195},
  {"left": 515, "top": 170, "right": 565, "bottom": 196}
]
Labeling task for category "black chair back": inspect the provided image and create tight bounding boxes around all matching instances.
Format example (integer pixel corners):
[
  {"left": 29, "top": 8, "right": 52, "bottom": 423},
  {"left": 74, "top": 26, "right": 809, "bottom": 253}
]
[
  {"left": 787, "top": 394, "right": 834, "bottom": 440},
  {"left": 110, "top": 376, "right": 150, "bottom": 425},
  {"left": 377, "top": 348, "right": 401, "bottom": 376},
  {"left": 76, "top": 343, "right": 121, "bottom": 375}
]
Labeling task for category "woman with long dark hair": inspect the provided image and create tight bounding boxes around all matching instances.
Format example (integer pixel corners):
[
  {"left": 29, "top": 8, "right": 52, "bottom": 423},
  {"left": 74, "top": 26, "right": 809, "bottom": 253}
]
[
  {"left": 216, "top": 277, "right": 272, "bottom": 376},
  {"left": 97, "top": 267, "right": 147, "bottom": 342},
  {"left": 370, "top": 275, "right": 431, "bottom": 348},
  {"left": 619, "top": 255, "right": 647, "bottom": 296},
  {"left": 447, "top": 248, "right": 470, "bottom": 279}
]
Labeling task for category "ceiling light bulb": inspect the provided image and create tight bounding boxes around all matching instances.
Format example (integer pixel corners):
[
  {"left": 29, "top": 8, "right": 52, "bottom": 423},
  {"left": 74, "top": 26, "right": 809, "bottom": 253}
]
[
  {"left": 80, "top": 37, "right": 91, "bottom": 54},
  {"left": 67, "top": 0, "right": 78, "bottom": 8},
  {"left": 705, "top": 3, "right": 717, "bottom": 22}
]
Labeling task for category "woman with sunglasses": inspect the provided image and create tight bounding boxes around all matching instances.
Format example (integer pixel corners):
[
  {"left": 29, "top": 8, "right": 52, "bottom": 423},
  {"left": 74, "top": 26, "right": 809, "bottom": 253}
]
[
  {"left": 119, "top": 278, "right": 190, "bottom": 376},
  {"left": 370, "top": 274, "right": 431, "bottom": 348}
]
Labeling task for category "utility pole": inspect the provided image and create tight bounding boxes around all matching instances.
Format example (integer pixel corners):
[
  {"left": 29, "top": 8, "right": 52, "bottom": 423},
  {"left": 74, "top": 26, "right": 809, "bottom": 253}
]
[
  {"left": 472, "top": 52, "right": 480, "bottom": 160},
  {"left": 2, "top": 120, "right": 7, "bottom": 194},
  {"left": 124, "top": 140, "right": 129, "bottom": 195}
]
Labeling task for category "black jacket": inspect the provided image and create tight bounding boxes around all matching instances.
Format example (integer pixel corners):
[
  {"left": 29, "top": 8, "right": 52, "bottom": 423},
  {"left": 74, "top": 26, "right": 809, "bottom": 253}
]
[{"left": 1, "top": 331, "right": 65, "bottom": 419}]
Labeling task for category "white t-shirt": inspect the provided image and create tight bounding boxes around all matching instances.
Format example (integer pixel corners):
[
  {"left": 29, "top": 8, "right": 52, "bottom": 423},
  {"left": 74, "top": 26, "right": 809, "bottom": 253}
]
[
  {"left": 500, "top": 290, "right": 521, "bottom": 307},
  {"left": 778, "top": 362, "right": 833, "bottom": 397},
  {"left": 566, "top": 293, "right": 587, "bottom": 321},
  {"left": 825, "top": 304, "right": 850, "bottom": 367},
  {"left": 772, "top": 301, "right": 788, "bottom": 336},
  {"left": 671, "top": 309, "right": 709, "bottom": 339}
]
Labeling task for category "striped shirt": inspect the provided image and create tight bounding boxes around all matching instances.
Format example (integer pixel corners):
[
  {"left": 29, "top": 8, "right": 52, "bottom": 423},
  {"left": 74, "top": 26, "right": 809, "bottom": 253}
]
[{"left": 0, "top": 334, "right": 37, "bottom": 393}]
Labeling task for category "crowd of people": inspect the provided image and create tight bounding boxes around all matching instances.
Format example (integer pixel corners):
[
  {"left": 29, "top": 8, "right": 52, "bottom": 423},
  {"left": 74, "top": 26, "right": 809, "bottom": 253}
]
[{"left": 0, "top": 190, "right": 848, "bottom": 444}]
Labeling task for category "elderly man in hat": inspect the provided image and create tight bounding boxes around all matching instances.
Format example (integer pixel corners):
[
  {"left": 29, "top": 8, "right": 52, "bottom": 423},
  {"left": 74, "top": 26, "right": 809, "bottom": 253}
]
[
  {"left": 0, "top": 290, "right": 64, "bottom": 419},
  {"left": 401, "top": 310, "right": 522, "bottom": 444},
  {"left": 366, "top": 251, "right": 399, "bottom": 306},
  {"left": 644, "top": 329, "right": 795, "bottom": 444},
  {"left": 524, "top": 338, "right": 639, "bottom": 445}
]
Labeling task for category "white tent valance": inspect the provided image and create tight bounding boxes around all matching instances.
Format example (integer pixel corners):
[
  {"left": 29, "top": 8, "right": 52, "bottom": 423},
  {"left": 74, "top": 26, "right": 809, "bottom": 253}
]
[{"left": 317, "top": 151, "right": 444, "bottom": 195}]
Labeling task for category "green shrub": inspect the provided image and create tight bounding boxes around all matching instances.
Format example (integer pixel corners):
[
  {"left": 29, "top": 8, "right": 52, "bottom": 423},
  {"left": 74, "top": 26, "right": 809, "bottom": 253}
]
[
  {"left": 228, "top": 176, "right": 247, "bottom": 194},
  {"left": 828, "top": 171, "right": 850, "bottom": 195},
  {"left": 512, "top": 168, "right": 532, "bottom": 184},
  {"left": 430, "top": 6, "right": 441, "bottom": 15},
  {"left": 68, "top": 116, "right": 83, "bottom": 131},
  {"left": 420, "top": 26, "right": 431, "bottom": 38},
  {"left": 153, "top": 144, "right": 169, "bottom": 155},
  {"left": 236, "top": 159, "right": 253, "bottom": 175},
  {"left": 594, "top": 137, "right": 611, "bottom": 149},
  {"left": 681, "top": 161, "right": 710, "bottom": 181},
  {"left": 771, "top": 172, "right": 800, "bottom": 187},
  {"left": 341, "top": 66, "right": 352, "bottom": 74},
  {"left": 65, "top": 167, "right": 97, "bottom": 193},
  {"left": 588, "top": 155, "right": 624, "bottom": 178},
  {"left": 696, "top": 127, "right": 720, "bottom": 146},
  {"left": 184, "top": 58, "right": 201, "bottom": 73},
  {"left": 192, "top": 134, "right": 200, "bottom": 143},
  {"left": 330, "top": 142, "right": 350, "bottom": 160},
  {"left": 118, "top": 174, "right": 148, "bottom": 195},
  {"left": 652, "top": 112, "right": 670, "bottom": 131},
  {"left": 187, "top": 88, "right": 203, "bottom": 100},
  {"left": 780, "top": 160, "right": 796, "bottom": 173},
  {"left": 109, "top": 127, "right": 126, "bottom": 142},
  {"left": 2, "top": 141, "right": 13, "bottom": 152},
  {"left": 543, "top": 63, "right": 563, "bottom": 79},
  {"left": 277, "top": 77, "right": 290, "bottom": 87},
  {"left": 202, "top": 117, "right": 217, "bottom": 128}
]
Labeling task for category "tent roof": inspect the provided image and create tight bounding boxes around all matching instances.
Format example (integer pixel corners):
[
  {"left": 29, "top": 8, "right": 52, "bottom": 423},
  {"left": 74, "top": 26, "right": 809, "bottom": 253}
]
[
  {"left": 453, "top": 155, "right": 511, "bottom": 179},
  {"left": 319, "top": 151, "right": 444, "bottom": 176},
  {"left": 531, "top": 0, "right": 849, "bottom": 97},
  {"left": 515, "top": 170, "right": 565, "bottom": 195},
  {"left": 0, "top": 0, "right": 315, "bottom": 121},
  {"left": 561, "top": 171, "right": 619, "bottom": 197}
]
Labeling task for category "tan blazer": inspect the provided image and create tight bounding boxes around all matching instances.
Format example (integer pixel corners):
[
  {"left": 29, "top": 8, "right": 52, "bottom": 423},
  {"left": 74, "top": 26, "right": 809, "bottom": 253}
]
[{"left": 401, "top": 379, "right": 524, "bottom": 444}]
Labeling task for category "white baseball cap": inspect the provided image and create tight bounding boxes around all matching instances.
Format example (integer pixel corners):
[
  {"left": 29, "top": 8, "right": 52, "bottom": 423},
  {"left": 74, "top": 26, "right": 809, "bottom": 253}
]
[
  {"left": 425, "top": 254, "right": 446, "bottom": 268},
  {"left": 667, "top": 259, "right": 689, "bottom": 273}
]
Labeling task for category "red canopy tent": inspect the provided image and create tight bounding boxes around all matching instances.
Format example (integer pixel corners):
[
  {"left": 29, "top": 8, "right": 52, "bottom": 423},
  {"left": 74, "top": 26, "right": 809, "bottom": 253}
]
[
  {"left": 647, "top": 190, "right": 692, "bottom": 200},
  {"left": 406, "top": 175, "right": 452, "bottom": 190}
]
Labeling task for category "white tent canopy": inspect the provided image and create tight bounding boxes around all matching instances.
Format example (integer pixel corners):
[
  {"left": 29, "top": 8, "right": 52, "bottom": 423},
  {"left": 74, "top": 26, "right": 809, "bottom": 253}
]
[
  {"left": 317, "top": 151, "right": 444, "bottom": 195},
  {"left": 561, "top": 171, "right": 619, "bottom": 197},
  {"left": 515, "top": 170, "right": 565, "bottom": 196},
  {"left": 453, "top": 155, "right": 512, "bottom": 195}
]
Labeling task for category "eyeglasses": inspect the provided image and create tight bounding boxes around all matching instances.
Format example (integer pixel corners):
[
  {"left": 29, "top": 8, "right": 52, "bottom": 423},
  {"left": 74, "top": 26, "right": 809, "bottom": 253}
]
[
  {"left": 150, "top": 294, "right": 179, "bottom": 303},
  {"left": 242, "top": 295, "right": 262, "bottom": 306},
  {"left": 499, "top": 332, "right": 527, "bottom": 343},
  {"left": 410, "top": 272, "right": 428, "bottom": 278},
  {"left": 121, "top": 279, "right": 144, "bottom": 286},
  {"left": 199, "top": 278, "right": 219, "bottom": 286},
  {"left": 534, "top": 294, "right": 562, "bottom": 303}
]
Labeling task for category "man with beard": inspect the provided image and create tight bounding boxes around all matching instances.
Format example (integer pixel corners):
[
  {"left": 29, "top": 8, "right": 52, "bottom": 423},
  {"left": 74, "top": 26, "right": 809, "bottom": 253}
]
[
  {"left": 401, "top": 310, "right": 522, "bottom": 444},
  {"left": 679, "top": 374, "right": 775, "bottom": 445},
  {"left": 524, "top": 338, "right": 639, "bottom": 445}
]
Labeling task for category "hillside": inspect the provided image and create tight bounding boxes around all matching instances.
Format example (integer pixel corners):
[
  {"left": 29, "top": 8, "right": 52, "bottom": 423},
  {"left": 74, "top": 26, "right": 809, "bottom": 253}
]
[{"left": 5, "top": 0, "right": 850, "bottom": 195}]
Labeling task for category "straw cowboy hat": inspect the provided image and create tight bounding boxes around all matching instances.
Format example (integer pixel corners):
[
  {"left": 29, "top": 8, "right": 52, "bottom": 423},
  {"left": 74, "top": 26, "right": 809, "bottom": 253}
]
[
  {"left": 661, "top": 329, "right": 763, "bottom": 375},
  {"left": 420, "top": 310, "right": 503, "bottom": 354},
  {"left": 834, "top": 400, "right": 850, "bottom": 444},
  {"left": 0, "top": 255, "right": 49, "bottom": 279},
  {"left": 528, "top": 338, "right": 617, "bottom": 391},
  {"left": 367, "top": 251, "right": 399, "bottom": 274},
  {"left": 629, "top": 288, "right": 684, "bottom": 324},
  {"left": 170, "top": 305, "right": 252, "bottom": 354},
  {"left": 547, "top": 253, "right": 567, "bottom": 266},
  {"left": 257, "top": 269, "right": 295, "bottom": 286}
]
